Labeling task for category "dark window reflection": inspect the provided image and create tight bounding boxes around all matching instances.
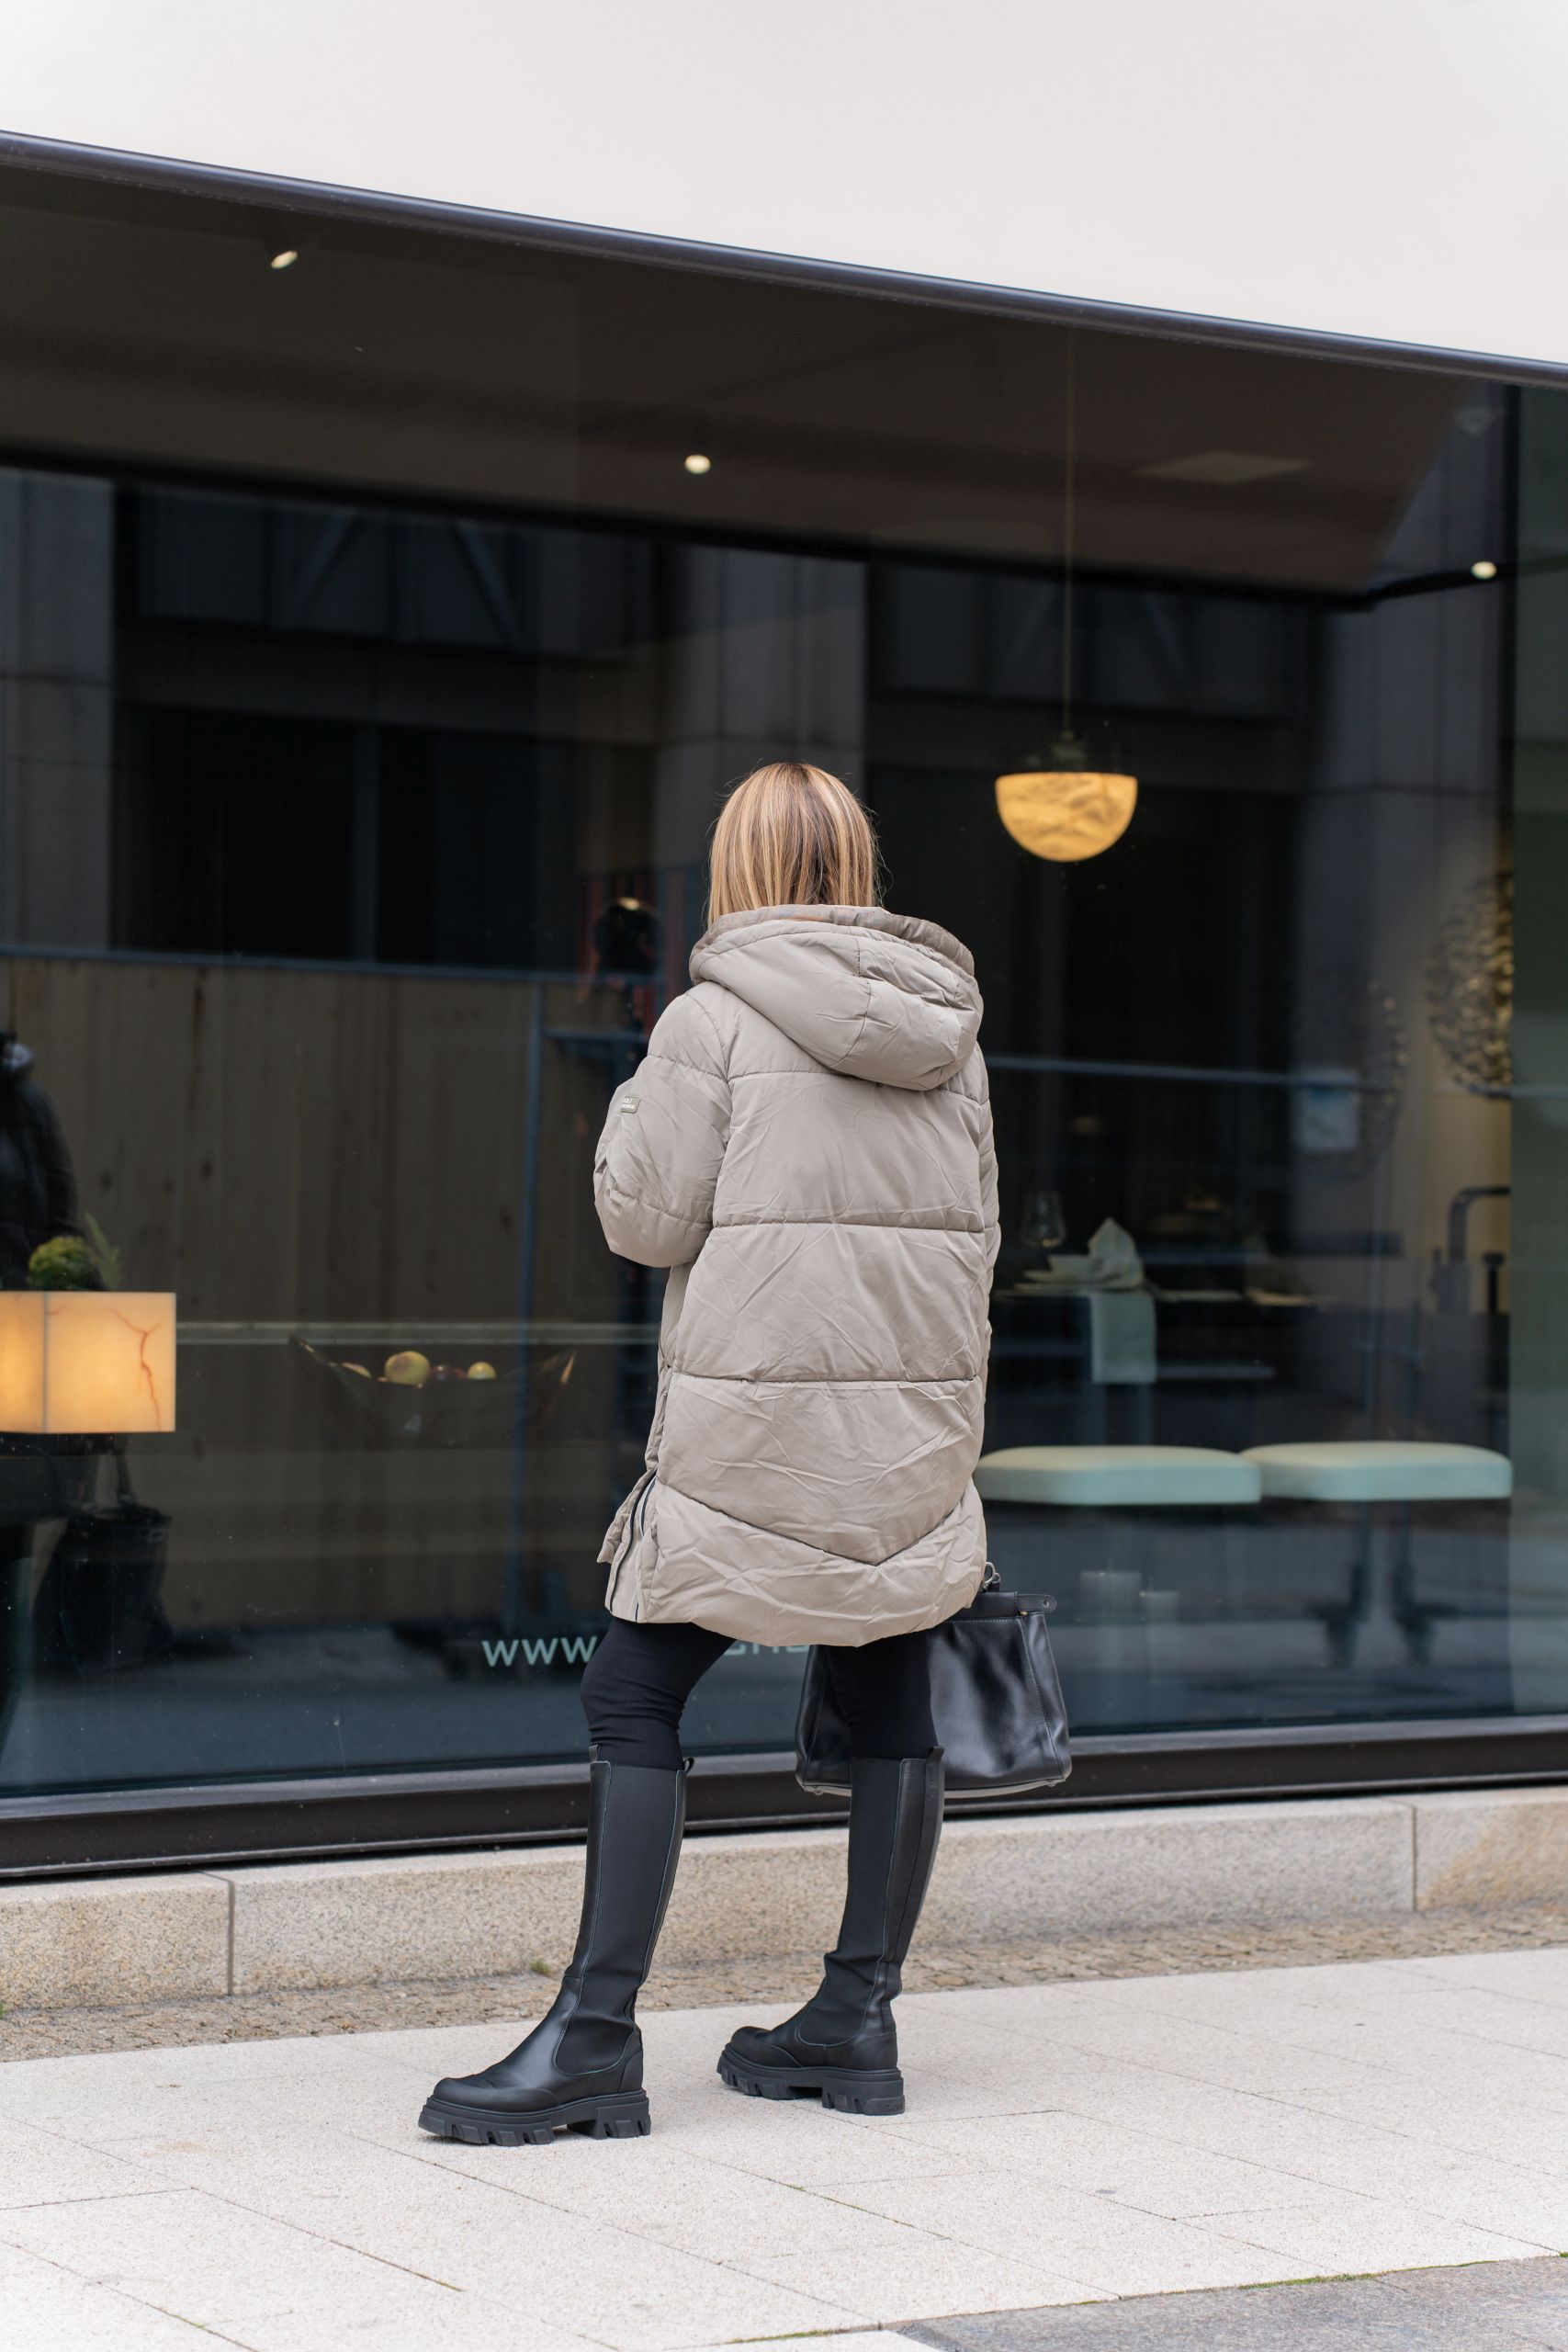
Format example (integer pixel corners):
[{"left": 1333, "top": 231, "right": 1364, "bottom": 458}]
[{"left": 0, "top": 156, "right": 1560, "bottom": 1800}]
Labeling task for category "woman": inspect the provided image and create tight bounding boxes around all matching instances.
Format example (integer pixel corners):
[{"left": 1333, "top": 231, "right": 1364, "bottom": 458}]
[
  {"left": 0, "top": 1034, "right": 85, "bottom": 1758},
  {"left": 421, "top": 762, "right": 998, "bottom": 2146}
]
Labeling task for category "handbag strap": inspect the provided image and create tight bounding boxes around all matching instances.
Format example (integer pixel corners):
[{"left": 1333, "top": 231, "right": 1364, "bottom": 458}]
[{"left": 113, "top": 1442, "right": 139, "bottom": 1510}]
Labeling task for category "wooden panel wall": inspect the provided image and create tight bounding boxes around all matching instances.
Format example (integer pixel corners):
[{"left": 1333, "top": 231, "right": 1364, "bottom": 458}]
[
  {"left": 9, "top": 957, "right": 527, "bottom": 1318},
  {"left": 1, "top": 955, "right": 637, "bottom": 1627}
]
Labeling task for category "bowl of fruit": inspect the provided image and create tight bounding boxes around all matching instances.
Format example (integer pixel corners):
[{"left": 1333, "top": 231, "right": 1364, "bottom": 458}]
[{"left": 293, "top": 1340, "right": 574, "bottom": 1447}]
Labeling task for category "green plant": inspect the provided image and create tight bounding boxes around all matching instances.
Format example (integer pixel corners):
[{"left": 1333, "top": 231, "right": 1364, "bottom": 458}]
[
  {"left": 24, "top": 1215, "right": 123, "bottom": 1293},
  {"left": 26, "top": 1235, "right": 100, "bottom": 1290}
]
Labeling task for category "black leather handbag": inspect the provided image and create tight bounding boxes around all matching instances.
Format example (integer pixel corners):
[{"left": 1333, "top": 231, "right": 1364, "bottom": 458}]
[
  {"left": 31, "top": 1448, "right": 173, "bottom": 1675},
  {"left": 795, "top": 1570, "right": 1071, "bottom": 1799}
]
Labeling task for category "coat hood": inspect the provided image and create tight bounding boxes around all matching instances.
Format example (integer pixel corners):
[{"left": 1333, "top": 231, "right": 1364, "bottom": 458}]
[{"left": 689, "top": 905, "right": 981, "bottom": 1091}]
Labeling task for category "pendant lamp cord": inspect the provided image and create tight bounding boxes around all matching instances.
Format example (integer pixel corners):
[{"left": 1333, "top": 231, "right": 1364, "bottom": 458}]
[{"left": 1061, "top": 333, "right": 1077, "bottom": 739}]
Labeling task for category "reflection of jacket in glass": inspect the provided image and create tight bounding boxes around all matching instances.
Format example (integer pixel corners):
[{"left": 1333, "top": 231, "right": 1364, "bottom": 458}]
[
  {"left": 0, "top": 1035, "right": 79, "bottom": 1289},
  {"left": 0, "top": 1036, "right": 90, "bottom": 1533}
]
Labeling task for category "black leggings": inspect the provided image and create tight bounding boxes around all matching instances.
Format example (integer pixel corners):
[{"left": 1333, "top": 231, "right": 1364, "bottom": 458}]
[{"left": 580, "top": 1618, "right": 935, "bottom": 1770}]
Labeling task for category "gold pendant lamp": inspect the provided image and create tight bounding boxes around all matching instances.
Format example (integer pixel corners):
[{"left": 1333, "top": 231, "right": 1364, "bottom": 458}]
[{"left": 996, "top": 334, "right": 1137, "bottom": 862}]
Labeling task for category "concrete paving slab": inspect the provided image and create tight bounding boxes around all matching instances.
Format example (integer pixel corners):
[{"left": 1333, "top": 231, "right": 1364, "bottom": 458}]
[
  {"left": 829, "top": 2108, "right": 1318, "bottom": 2216},
  {"left": 0, "top": 2117, "right": 171, "bottom": 2210},
  {"left": 736, "top": 2239, "right": 1106, "bottom": 2323},
  {"left": 1405, "top": 1949, "right": 1568, "bottom": 2007},
  {"left": 0, "top": 2185, "right": 604, "bottom": 2351},
  {"left": 683, "top": 2338, "right": 929, "bottom": 2352},
  {"left": 819, "top": 2170, "right": 1315, "bottom": 2299},
  {"left": 1199, "top": 2183, "right": 1544, "bottom": 2271},
  {"left": 443, "top": 2136, "right": 925, "bottom": 2258},
  {"left": 1021, "top": 1977, "right": 1568, "bottom": 2201},
  {"left": 4, "top": 1957, "right": 1568, "bottom": 2346},
  {"left": 0, "top": 2239, "right": 240, "bottom": 2349}
]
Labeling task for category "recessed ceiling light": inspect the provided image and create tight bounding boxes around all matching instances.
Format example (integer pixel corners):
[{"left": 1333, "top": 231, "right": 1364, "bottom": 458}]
[
  {"left": 1471, "top": 560, "right": 1498, "bottom": 581},
  {"left": 683, "top": 452, "right": 712, "bottom": 476},
  {"left": 1139, "top": 449, "right": 1309, "bottom": 486},
  {"left": 269, "top": 248, "right": 299, "bottom": 271}
]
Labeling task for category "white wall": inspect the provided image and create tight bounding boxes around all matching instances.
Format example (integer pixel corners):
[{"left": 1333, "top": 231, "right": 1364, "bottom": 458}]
[{"left": 4, "top": 0, "right": 1567, "bottom": 368}]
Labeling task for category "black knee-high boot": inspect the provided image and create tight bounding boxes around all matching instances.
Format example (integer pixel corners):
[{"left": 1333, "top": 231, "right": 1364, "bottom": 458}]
[
  {"left": 419, "top": 1754, "right": 687, "bottom": 2145},
  {"left": 718, "top": 1750, "right": 943, "bottom": 2116}
]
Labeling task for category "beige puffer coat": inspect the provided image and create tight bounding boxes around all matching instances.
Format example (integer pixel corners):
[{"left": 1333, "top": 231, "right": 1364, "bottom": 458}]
[{"left": 593, "top": 904, "right": 998, "bottom": 1646}]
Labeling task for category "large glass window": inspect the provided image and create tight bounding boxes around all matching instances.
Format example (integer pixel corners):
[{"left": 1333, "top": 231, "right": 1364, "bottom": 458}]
[{"left": 0, "top": 159, "right": 1560, "bottom": 1810}]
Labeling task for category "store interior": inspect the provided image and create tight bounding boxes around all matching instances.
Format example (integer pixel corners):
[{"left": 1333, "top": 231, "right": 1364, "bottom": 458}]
[{"left": 1, "top": 159, "right": 1565, "bottom": 1797}]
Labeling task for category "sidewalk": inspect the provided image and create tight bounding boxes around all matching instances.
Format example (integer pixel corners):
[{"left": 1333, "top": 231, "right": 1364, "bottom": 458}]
[{"left": 5, "top": 1949, "right": 1568, "bottom": 2347}]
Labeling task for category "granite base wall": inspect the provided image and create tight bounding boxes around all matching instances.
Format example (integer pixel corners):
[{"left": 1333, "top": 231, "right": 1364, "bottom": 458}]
[{"left": 2, "top": 1789, "right": 1562, "bottom": 2012}]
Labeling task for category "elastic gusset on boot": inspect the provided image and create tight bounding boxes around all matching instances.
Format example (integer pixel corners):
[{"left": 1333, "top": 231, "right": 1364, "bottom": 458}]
[
  {"left": 418, "top": 1755, "right": 688, "bottom": 2146},
  {"left": 717, "top": 1750, "right": 944, "bottom": 2109}
]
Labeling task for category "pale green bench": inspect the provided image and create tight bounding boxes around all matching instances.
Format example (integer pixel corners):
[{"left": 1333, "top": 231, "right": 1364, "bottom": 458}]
[
  {"left": 974, "top": 1446, "right": 1261, "bottom": 1723},
  {"left": 1241, "top": 1441, "right": 1513, "bottom": 1661},
  {"left": 976, "top": 1445, "right": 1261, "bottom": 1509}
]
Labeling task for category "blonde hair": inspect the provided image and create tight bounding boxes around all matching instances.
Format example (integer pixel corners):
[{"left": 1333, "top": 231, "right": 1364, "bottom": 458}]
[{"left": 707, "top": 763, "right": 880, "bottom": 923}]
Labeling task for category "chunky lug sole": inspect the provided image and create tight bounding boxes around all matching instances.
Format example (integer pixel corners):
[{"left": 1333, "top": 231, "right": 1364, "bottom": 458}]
[
  {"left": 417, "top": 2089, "right": 650, "bottom": 2147},
  {"left": 717, "top": 2044, "right": 905, "bottom": 2116}
]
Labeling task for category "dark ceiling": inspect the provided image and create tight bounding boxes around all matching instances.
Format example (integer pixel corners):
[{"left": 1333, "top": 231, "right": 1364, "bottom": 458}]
[{"left": 0, "top": 161, "right": 1475, "bottom": 594}]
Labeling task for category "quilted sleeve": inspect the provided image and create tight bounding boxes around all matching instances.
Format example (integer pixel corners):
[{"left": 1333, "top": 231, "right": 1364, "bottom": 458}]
[
  {"left": 976, "top": 1056, "right": 1000, "bottom": 1276},
  {"left": 593, "top": 989, "right": 731, "bottom": 1268}
]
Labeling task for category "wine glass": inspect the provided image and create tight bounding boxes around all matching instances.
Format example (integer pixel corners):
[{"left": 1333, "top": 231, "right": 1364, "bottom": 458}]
[{"left": 1021, "top": 1188, "right": 1067, "bottom": 1253}]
